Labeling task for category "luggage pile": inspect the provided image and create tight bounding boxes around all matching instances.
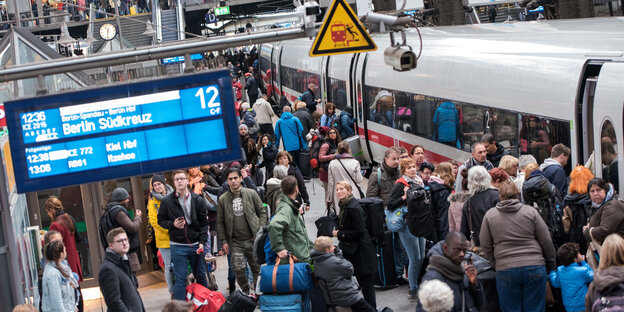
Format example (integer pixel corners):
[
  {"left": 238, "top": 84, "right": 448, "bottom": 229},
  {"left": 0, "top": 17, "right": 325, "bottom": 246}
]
[{"left": 258, "top": 254, "right": 315, "bottom": 312}]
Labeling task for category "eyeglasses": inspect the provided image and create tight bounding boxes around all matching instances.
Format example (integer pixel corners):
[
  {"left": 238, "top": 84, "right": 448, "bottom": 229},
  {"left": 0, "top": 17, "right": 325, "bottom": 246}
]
[
  {"left": 114, "top": 238, "right": 128, "bottom": 244},
  {"left": 174, "top": 177, "right": 187, "bottom": 181}
]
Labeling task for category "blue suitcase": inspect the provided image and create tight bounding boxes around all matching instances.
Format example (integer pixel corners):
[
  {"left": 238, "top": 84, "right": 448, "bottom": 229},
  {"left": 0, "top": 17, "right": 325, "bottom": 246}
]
[{"left": 258, "top": 293, "right": 310, "bottom": 312}]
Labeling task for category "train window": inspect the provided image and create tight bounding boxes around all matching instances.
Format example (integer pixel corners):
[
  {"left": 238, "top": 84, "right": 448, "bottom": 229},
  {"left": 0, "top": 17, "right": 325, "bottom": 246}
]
[
  {"left": 485, "top": 108, "right": 518, "bottom": 156},
  {"left": 304, "top": 73, "right": 321, "bottom": 98},
  {"left": 327, "top": 78, "right": 347, "bottom": 110},
  {"left": 600, "top": 120, "right": 619, "bottom": 193},
  {"left": 519, "top": 114, "right": 570, "bottom": 165},
  {"left": 367, "top": 87, "right": 395, "bottom": 127},
  {"left": 259, "top": 54, "right": 270, "bottom": 74}
]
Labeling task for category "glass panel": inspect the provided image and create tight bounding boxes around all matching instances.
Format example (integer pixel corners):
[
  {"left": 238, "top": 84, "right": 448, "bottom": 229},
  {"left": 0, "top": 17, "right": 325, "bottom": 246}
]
[
  {"left": 366, "top": 86, "right": 394, "bottom": 127},
  {"left": 327, "top": 78, "right": 347, "bottom": 110},
  {"left": 488, "top": 108, "right": 519, "bottom": 156},
  {"left": 37, "top": 186, "right": 93, "bottom": 279},
  {"left": 519, "top": 114, "right": 570, "bottom": 165},
  {"left": 601, "top": 120, "right": 618, "bottom": 193}
]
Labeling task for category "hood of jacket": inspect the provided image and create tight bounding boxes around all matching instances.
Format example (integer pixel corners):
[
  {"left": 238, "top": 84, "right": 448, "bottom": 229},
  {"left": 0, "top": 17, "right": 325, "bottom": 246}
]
[
  {"left": 495, "top": 199, "right": 523, "bottom": 213},
  {"left": 448, "top": 191, "right": 471, "bottom": 203},
  {"left": 564, "top": 192, "right": 592, "bottom": 206},
  {"left": 105, "top": 201, "right": 126, "bottom": 211},
  {"left": 150, "top": 184, "right": 174, "bottom": 201},
  {"left": 427, "top": 176, "right": 447, "bottom": 188},
  {"left": 427, "top": 240, "right": 445, "bottom": 258},
  {"left": 593, "top": 265, "right": 624, "bottom": 292},
  {"left": 255, "top": 98, "right": 269, "bottom": 107},
  {"left": 266, "top": 177, "right": 281, "bottom": 186},
  {"left": 540, "top": 158, "right": 562, "bottom": 171},
  {"left": 340, "top": 110, "right": 353, "bottom": 118},
  {"left": 280, "top": 112, "right": 294, "bottom": 120},
  {"left": 310, "top": 250, "right": 332, "bottom": 262},
  {"left": 524, "top": 171, "right": 553, "bottom": 199},
  {"left": 440, "top": 101, "right": 455, "bottom": 109}
]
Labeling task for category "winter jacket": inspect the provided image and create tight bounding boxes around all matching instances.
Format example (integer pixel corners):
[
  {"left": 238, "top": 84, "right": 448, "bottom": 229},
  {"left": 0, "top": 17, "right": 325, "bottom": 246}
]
[
  {"left": 42, "top": 262, "right": 76, "bottom": 312},
  {"left": 540, "top": 158, "right": 568, "bottom": 199},
  {"left": 258, "top": 143, "right": 278, "bottom": 179},
  {"left": 320, "top": 113, "right": 337, "bottom": 128},
  {"left": 49, "top": 218, "right": 83, "bottom": 281},
  {"left": 106, "top": 202, "right": 141, "bottom": 254},
  {"left": 264, "top": 178, "right": 283, "bottom": 217},
  {"left": 339, "top": 111, "right": 356, "bottom": 139},
  {"left": 233, "top": 80, "right": 242, "bottom": 100},
  {"left": 479, "top": 199, "right": 557, "bottom": 272},
  {"left": 366, "top": 163, "right": 400, "bottom": 203},
  {"left": 487, "top": 143, "right": 509, "bottom": 167},
  {"left": 387, "top": 176, "right": 425, "bottom": 212},
  {"left": 269, "top": 194, "right": 314, "bottom": 263},
  {"left": 287, "top": 164, "right": 310, "bottom": 205},
  {"left": 217, "top": 176, "right": 258, "bottom": 197},
  {"left": 157, "top": 192, "right": 209, "bottom": 245},
  {"left": 460, "top": 189, "right": 500, "bottom": 247},
  {"left": 310, "top": 248, "right": 362, "bottom": 306},
  {"left": 433, "top": 101, "right": 460, "bottom": 143},
  {"left": 293, "top": 108, "right": 314, "bottom": 140},
  {"left": 98, "top": 250, "right": 145, "bottom": 312},
  {"left": 327, "top": 155, "right": 363, "bottom": 209},
  {"left": 147, "top": 185, "right": 174, "bottom": 249},
  {"left": 563, "top": 192, "right": 592, "bottom": 252},
  {"left": 301, "top": 89, "right": 317, "bottom": 113},
  {"left": 429, "top": 181, "right": 451, "bottom": 243},
  {"left": 216, "top": 187, "right": 266, "bottom": 245},
  {"left": 318, "top": 140, "right": 338, "bottom": 182},
  {"left": 337, "top": 197, "right": 377, "bottom": 276},
  {"left": 417, "top": 248, "right": 485, "bottom": 312},
  {"left": 448, "top": 192, "right": 470, "bottom": 232},
  {"left": 585, "top": 265, "right": 624, "bottom": 312},
  {"left": 245, "top": 76, "right": 258, "bottom": 96},
  {"left": 274, "top": 112, "right": 306, "bottom": 152},
  {"left": 549, "top": 261, "right": 593, "bottom": 312},
  {"left": 241, "top": 110, "right": 259, "bottom": 136},
  {"left": 454, "top": 158, "right": 495, "bottom": 193},
  {"left": 253, "top": 98, "right": 275, "bottom": 125},
  {"left": 583, "top": 191, "right": 624, "bottom": 245}
]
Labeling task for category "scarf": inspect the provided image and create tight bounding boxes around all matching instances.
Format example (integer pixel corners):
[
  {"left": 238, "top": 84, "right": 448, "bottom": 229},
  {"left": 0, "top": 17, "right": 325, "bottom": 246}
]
[
  {"left": 383, "top": 162, "right": 398, "bottom": 179},
  {"left": 150, "top": 184, "right": 174, "bottom": 201},
  {"left": 428, "top": 254, "right": 465, "bottom": 282},
  {"left": 54, "top": 261, "right": 79, "bottom": 289},
  {"left": 593, "top": 184, "right": 615, "bottom": 209},
  {"left": 338, "top": 195, "right": 354, "bottom": 227},
  {"left": 402, "top": 175, "right": 424, "bottom": 187}
]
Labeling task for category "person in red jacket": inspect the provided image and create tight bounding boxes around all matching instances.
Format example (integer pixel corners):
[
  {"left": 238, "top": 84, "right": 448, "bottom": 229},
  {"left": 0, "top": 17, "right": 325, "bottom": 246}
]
[{"left": 45, "top": 196, "right": 82, "bottom": 282}]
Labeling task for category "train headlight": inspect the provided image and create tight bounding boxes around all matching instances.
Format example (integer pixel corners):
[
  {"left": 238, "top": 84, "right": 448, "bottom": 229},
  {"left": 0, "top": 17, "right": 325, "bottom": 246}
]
[{"left": 384, "top": 46, "right": 417, "bottom": 72}]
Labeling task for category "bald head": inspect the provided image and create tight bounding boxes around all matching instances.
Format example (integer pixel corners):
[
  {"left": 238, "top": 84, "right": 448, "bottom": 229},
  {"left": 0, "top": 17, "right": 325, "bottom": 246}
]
[{"left": 283, "top": 105, "right": 291, "bottom": 113}]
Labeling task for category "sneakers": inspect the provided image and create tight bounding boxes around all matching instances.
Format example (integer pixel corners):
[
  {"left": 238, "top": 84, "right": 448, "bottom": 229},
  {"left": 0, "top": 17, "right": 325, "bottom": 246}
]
[
  {"left": 408, "top": 289, "right": 418, "bottom": 302},
  {"left": 397, "top": 277, "right": 409, "bottom": 286}
]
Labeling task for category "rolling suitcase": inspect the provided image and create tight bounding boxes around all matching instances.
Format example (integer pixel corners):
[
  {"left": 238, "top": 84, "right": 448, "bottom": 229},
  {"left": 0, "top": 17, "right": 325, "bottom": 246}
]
[
  {"left": 258, "top": 293, "right": 310, "bottom": 312},
  {"left": 374, "top": 230, "right": 399, "bottom": 289},
  {"left": 217, "top": 289, "right": 257, "bottom": 312}
]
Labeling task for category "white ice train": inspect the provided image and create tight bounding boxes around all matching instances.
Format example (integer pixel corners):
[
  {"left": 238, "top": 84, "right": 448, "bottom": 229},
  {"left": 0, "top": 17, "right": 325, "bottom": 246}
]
[{"left": 259, "top": 17, "right": 624, "bottom": 192}]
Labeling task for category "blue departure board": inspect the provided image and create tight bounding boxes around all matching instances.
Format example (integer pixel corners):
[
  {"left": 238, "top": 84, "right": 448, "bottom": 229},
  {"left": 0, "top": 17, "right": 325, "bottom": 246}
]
[{"left": 6, "top": 70, "right": 242, "bottom": 193}]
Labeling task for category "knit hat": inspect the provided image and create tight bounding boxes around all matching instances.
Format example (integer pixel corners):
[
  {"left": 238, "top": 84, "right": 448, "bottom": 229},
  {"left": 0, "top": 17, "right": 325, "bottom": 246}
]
[
  {"left": 151, "top": 174, "right": 166, "bottom": 187},
  {"left": 111, "top": 187, "right": 130, "bottom": 202},
  {"left": 239, "top": 124, "right": 248, "bottom": 131}
]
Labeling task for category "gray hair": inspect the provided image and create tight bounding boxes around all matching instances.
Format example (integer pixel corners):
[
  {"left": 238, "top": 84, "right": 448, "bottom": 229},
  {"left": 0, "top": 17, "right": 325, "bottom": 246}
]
[
  {"left": 418, "top": 280, "right": 454, "bottom": 312},
  {"left": 518, "top": 154, "right": 537, "bottom": 170},
  {"left": 467, "top": 166, "right": 492, "bottom": 193},
  {"left": 273, "top": 165, "right": 288, "bottom": 180}
]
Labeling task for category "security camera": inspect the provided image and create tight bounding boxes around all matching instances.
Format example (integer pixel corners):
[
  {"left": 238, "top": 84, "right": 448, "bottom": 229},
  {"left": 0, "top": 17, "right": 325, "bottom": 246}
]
[
  {"left": 297, "top": 0, "right": 320, "bottom": 37},
  {"left": 384, "top": 46, "right": 416, "bottom": 71}
]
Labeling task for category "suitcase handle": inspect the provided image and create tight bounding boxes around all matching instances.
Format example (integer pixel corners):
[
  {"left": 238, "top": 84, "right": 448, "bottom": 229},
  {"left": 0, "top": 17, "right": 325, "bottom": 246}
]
[{"left": 272, "top": 254, "right": 295, "bottom": 293}]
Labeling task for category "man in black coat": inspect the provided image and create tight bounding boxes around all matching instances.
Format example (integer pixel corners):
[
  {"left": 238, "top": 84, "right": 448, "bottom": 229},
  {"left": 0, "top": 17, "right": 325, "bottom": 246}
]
[
  {"left": 99, "top": 227, "right": 145, "bottom": 312},
  {"left": 481, "top": 133, "right": 509, "bottom": 168},
  {"left": 245, "top": 72, "right": 259, "bottom": 107}
]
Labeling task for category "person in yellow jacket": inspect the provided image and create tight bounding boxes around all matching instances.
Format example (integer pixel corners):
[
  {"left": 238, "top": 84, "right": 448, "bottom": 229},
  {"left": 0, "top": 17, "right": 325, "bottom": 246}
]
[{"left": 147, "top": 174, "right": 174, "bottom": 296}]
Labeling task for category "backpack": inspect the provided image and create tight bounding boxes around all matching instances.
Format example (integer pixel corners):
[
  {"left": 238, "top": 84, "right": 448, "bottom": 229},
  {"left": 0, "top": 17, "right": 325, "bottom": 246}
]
[
  {"left": 296, "top": 91, "right": 311, "bottom": 102},
  {"left": 98, "top": 206, "right": 123, "bottom": 249},
  {"left": 308, "top": 129, "right": 326, "bottom": 172},
  {"left": 359, "top": 197, "right": 386, "bottom": 246},
  {"left": 523, "top": 176, "right": 565, "bottom": 248},
  {"left": 592, "top": 282, "right": 624, "bottom": 312},
  {"left": 404, "top": 182, "right": 435, "bottom": 238},
  {"left": 253, "top": 226, "right": 269, "bottom": 265},
  {"left": 242, "top": 110, "right": 259, "bottom": 135}
]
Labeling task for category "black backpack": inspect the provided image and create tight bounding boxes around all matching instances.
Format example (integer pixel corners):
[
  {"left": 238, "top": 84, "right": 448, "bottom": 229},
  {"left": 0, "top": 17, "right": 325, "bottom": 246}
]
[
  {"left": 359, "top": 197, "right": 386, "bottom": 246},
  {"left": 523, "top": 176, "right": 565, "bottom": 248},
  {"left": 253, "top": 226, "right": 269, "bottom": 265},
  {"left": 98, "top": 206, "right": 122, "bottom": 249},
  {"left": 405, "top": 183, "right": 434, "bottom": 238}
]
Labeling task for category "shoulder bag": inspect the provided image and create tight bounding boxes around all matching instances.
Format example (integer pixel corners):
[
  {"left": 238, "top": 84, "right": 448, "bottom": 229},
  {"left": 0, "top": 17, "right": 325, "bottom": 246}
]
[{"left": 337, "top": 159, "right": 365, "bottom": 198}]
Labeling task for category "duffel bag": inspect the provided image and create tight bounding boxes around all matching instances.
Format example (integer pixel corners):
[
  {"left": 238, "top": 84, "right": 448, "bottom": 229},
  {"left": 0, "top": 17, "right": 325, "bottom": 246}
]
[
  {"left": 217, "top": 289, "right": 257, "bottom": 312},
  {"left": 258, "top": 293, "right": 309, "bottom": 312},
  {"left": 260, "top": 255, "right": 314, "bottom": 294},
  {"left": 186, "top": 283, "right": 225, "bottom": 312}
]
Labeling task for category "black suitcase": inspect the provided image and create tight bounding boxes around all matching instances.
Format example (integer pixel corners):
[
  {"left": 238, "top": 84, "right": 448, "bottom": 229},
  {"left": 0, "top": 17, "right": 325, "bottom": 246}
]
[
  {"left": 298, "top": 150, "right": 312, "bottom": 179},
  {"left": 374, "top": 230, "right": 399, "bottom": 289},
  {"left": 218, "top": 289, "right": 257, "bottom": 312}
]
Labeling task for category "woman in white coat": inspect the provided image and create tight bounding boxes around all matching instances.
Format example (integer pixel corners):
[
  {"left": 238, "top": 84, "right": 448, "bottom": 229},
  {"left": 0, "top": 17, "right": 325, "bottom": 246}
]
[{"left": 327, "top": 141, "right": 363, "bottom": 211}]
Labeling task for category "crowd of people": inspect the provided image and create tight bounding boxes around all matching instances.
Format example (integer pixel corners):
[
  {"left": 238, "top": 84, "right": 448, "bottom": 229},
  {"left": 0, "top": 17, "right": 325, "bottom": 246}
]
[{"left": 26, "top": 57, "right": 624, "bottom": 312}]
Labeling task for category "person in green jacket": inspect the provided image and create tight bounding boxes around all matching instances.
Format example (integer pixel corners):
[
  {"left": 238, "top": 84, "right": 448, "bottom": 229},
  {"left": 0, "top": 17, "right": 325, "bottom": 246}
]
[{"left": 269, "top": 175, "right": 314, "bottom": 263}]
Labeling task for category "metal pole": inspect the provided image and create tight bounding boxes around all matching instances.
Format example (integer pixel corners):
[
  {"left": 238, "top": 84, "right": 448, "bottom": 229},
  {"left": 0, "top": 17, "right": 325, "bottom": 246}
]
[{"left": 0, "top": 26, "right": 308, "bottom": 82}]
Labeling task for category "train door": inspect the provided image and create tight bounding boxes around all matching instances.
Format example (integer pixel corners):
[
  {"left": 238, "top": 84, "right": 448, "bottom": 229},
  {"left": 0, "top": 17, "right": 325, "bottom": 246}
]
[
  {"left": 352, "top": 53, "right": 373, "bottom": 163},
  {"left": 592, "top": 62, "right": 624, "bottom": 196},
  {"left": 271, "top": 43, "right": 283, "bottom": 102},
  {"left": 576, "top": 62, "right": 603, "bottom": 166}
]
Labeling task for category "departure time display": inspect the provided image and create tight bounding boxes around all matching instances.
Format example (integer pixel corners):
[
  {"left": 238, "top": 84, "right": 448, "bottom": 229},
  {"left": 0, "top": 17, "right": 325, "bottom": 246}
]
[{"left": 6, "top": 70, "right": 241, "bottom": 193}]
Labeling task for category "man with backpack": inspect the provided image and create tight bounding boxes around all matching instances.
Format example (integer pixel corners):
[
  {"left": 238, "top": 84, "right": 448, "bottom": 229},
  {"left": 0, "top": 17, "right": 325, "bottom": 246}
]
[
  {"left": 274, "top": 106, "right": 307, "bottom": 166},
  {"left": 338, "top": 106, "right": 356, "bottom": 139},
  {"left": 540, "top": 143, "right": 570, "bottom": 199},
  {"left": 523, "top": 169, "right": 565, "bottom": 249},
  {"left": 99, "top": 187, "right": 142, "bottom": 275}
]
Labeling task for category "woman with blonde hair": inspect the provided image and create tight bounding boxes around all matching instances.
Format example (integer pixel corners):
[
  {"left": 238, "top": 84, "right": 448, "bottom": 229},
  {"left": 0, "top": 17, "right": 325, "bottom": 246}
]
[
  {"left": 563, "top": 165, "right": 594, "bottom": 251},
  {"left": 585, "top": 234, "right": 624, "bottom": 311},
  {"left": 331, "top": 181, "right": 377, "bottom": 308}
]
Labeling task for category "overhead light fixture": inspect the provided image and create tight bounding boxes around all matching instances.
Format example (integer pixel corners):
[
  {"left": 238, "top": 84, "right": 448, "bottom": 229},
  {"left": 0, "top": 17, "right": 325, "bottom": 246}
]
[
  {"left": 143, "top": 19, "right": 156, "bottom": 36},
  {"left": 83, "top": 23, "right": 97, "bottom": 45},
  {"left": 57, "top": 23, "right": 75, "bottom": 47}
]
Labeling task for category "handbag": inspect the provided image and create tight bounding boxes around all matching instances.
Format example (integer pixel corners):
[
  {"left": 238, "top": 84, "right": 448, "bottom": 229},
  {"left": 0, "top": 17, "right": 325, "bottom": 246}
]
[
  {"left": 586, "top": 229, "right": 602, "bottom": 270},
  {"left": 337, "top": 159, "right": 365, "bottom": 198},
  {"left": 385, "top": 206, "right": 407, "bottom": 232},
  {"left": 315, "top": 205, "right": 337, "bottom": 237},
  {"left": 259, "top": 254, "right": 314, "bottom": 294}
]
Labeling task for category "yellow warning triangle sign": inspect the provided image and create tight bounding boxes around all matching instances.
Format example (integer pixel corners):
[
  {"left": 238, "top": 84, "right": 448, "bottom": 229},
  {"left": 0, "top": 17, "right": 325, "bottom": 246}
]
[{"left": 309, "top": 0, "right": 376, "bottom": 57}]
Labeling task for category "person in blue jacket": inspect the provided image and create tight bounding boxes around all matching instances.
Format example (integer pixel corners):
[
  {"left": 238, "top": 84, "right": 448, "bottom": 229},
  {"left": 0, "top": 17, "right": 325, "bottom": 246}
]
[
  {"left": 433, "top": 101, "right": 460, "bottom": 147},
  {"left": 548, "top": 242, "right": 594, "bottom": 312},
  {"left": 274, "top": 105, "right": 307, "bottom": 166},
  {"left": 339, "top": 106, "right": 356, "bottom": 139}
]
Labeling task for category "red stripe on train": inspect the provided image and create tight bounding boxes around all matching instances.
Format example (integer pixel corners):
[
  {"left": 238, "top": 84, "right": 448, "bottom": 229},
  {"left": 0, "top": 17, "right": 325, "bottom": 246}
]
[{"left": 358, "top": 127, "right": 454, "bottom": 164}]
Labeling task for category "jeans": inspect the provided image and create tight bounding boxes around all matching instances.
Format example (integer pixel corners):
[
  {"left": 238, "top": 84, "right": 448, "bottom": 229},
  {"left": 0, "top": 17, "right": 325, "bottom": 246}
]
[
  {"left": 171, "top": 244, "right": 208, "bottom": 300},
  {"left": 397, "top": 229, "right": 425, "bottom": 291},
  {"left": 393, "top": 232, "right": 408, "bottom": 279},
  {"left": 158, "top": 248, "right": 175, "bottom": 294},
  {"left": 496, "top": 265, "right": 546, "bottom": 312}
]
